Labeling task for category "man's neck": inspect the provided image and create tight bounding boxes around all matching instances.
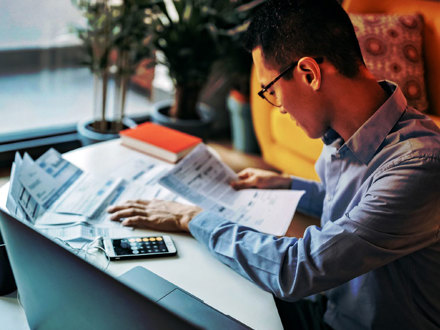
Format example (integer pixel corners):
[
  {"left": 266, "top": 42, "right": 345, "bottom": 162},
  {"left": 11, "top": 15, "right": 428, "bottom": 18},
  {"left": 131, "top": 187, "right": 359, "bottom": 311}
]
[{"left": 328, "top": 69, "right": 388, "bottom": 142}]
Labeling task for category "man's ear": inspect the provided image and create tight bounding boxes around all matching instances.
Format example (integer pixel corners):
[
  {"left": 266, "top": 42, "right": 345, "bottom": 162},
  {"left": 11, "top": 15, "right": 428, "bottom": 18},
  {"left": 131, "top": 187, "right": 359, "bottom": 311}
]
[{"left": 297, "top": 57, "right": 321, "bottom": 91}]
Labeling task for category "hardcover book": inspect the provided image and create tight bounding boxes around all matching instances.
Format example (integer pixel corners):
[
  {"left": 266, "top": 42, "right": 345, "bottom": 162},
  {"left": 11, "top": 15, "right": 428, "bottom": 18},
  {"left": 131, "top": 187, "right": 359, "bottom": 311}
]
[{"left": 119, "top": 122, "right": 202, "bottom": 163}]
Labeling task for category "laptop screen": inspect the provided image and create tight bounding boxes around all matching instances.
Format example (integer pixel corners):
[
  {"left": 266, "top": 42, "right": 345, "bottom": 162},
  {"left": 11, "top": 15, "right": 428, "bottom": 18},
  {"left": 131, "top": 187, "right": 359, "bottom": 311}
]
[{"left": 0, "top": 209, "right": 198, "bottom": 330}]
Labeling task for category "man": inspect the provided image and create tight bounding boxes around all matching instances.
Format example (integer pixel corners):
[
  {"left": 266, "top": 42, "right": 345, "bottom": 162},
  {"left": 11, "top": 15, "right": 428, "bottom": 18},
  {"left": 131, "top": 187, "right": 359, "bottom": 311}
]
[{"left": 108, "top": 0, "right": 440, "bottom": 328}]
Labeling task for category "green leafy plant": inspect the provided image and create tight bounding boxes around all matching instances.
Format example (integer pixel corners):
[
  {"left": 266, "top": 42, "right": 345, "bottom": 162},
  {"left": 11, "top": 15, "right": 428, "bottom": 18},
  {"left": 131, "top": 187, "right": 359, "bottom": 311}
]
[
  {"left": 218, "top": 0, "right": 263, "bottom": 98},
  {"left": 71, "top": 0, "right": 152, "bottom": 132},
  {"left": 144, "top": 0, "right": 259, "bottom": 120},
  {"left": 71, "top": 0, "right": 262, "bottom": 126}
]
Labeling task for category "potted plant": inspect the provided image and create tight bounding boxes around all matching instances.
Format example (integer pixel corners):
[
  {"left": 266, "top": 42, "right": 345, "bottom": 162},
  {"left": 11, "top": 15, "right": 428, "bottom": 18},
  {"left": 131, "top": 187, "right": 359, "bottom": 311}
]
[
  {"left": 144, "top": 0, "right": 255, "bottom": 138},
  {"left": 224, "top": 44, "right": 260, "bottom": 153},
  {"left": 72, "top": 0, "right": 151, "bottom": 145},
  {"left": 217, "top": 0, "right": 262, "bottom": 152}
]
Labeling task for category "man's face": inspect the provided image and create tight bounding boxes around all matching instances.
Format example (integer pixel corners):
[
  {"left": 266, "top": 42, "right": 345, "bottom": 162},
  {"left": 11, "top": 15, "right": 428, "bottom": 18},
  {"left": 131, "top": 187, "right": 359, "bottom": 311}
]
[{"left": 252, "top": 47, "right": 329, "bottom": 139}]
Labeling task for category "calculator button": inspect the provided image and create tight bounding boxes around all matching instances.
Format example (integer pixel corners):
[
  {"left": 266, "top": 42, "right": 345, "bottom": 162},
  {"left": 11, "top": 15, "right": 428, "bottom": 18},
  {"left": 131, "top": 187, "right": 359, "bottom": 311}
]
[
  {"left": 120, "top": 242, "right": 130, "bottom": 249},
  {"left": 156, "top": 237, "right": 163, "bottom": 241}
]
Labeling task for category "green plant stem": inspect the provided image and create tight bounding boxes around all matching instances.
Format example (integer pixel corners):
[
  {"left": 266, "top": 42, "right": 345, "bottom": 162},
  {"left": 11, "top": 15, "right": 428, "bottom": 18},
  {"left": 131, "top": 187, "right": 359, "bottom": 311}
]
[
  {"left": 112, "top": 50, "right": 130, "bottom": 132},
  {"left": 99, "top": 69, "right": 109, "bottom": 132}
]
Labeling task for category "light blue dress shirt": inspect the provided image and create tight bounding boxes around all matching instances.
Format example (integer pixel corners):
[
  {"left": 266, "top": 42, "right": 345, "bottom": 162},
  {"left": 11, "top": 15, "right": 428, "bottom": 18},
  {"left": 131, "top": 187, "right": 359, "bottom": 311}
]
[{"left": 189, "top": 82, "right": 440, "bottom": 330}]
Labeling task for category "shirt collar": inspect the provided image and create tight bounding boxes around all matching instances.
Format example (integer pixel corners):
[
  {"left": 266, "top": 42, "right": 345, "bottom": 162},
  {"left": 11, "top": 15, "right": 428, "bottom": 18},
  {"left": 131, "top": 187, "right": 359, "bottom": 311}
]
[
  {"left": 346, "top": 81, "right": 407, "bottom": 164},
  {"left": 322, "top": 128, "right": 341, "bottom": 146},
  {"left": 322, "top": 81, "right": 407, "bottom": 164}
]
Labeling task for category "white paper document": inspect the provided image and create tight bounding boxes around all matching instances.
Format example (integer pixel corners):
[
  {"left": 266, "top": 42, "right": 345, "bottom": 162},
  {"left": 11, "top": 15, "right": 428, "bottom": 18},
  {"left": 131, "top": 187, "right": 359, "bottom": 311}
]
[
  {"left": 6, "top": 149, "right": 126, "bottom": 240},
  {"left": 6, "top": 156, "right": 30, "bottom": 221},
  {"left": 107, "top": 155, "right": 193, "bottom": 205},
  {"left": 20, "top": 151, "right": 83, "bottom": 210},
  {"left": 8, "top": 149, "right": 85, "bottom": 223},
  {"left": 159, "top": 144, "right": 305, "bottom": 236},
  {"left": 51, "top": 174, "right": 124, "bottom": 219},
  {"left": 37, "top": 223, "right": 110, "bottom": 242},
  {"left": 6, "top": 149, "right": 186, "bottom": 242},
  {"left": 7, "top": 144, "right": 303, "bottom": 240},
  {"left": 36, "top": 223, "right": 134, "bottom": 242},
  {"left": 7, "top": 153, "right": 43, "bottom": 222}
]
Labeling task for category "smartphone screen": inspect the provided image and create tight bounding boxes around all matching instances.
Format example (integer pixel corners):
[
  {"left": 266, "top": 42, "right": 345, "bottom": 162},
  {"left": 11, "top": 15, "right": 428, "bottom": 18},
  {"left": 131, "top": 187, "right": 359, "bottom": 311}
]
[{"left": 104, "top": 236, "right": 177, "bottom": 260}]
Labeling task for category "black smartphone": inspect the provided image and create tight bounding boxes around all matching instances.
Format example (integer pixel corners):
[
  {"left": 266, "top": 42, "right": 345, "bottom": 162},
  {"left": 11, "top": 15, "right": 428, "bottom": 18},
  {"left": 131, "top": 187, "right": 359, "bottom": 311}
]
[{"left": 103, "top": 235, "right": 177, "bottom": 260}]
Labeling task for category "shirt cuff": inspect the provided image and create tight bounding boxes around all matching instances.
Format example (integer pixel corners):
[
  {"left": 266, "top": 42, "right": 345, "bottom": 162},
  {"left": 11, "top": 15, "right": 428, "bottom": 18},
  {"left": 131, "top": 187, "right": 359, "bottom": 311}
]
[{"left": 189, "top": 211, "right": 228, "bottom": 245}]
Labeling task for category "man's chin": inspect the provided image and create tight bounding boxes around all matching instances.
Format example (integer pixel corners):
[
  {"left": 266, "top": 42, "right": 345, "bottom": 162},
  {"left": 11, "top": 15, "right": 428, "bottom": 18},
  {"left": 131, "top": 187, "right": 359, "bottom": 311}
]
[
  {"left": 292, "top": 118, "right": 307, "bottom": 132},
  {"left": 302, "top": 126, "right": 323, "bottom": 139},
  {"left": 290, "top": 118, "right": 321, "bottom": 139}
]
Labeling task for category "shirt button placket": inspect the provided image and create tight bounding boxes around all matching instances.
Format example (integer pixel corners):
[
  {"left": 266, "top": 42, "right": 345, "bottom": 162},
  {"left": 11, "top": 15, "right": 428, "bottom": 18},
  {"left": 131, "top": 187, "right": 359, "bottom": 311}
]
[{"left": 327, "top": 152, "right": 342, "bottom": 205}]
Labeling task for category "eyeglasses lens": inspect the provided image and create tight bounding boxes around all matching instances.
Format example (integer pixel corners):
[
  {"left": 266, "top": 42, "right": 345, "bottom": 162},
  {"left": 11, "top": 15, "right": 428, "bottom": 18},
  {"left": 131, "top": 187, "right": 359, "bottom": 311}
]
[{"left": 264, "top": 90, "right": 281, "bottom": 107}]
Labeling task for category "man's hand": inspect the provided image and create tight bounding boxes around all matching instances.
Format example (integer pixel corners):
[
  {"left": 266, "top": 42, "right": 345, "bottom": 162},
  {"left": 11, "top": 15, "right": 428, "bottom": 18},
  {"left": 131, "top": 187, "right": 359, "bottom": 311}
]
[
  {"left": 230, "top": 168, "right": 292, "bottom": 190},
  {"left": 107, "top": 199, "right": 202, "bottom": 232}
]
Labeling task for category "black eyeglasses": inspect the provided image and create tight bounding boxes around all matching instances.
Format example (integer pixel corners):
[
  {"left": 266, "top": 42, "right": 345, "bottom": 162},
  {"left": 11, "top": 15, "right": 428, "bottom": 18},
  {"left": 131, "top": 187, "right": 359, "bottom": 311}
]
[{"left": 258, "top": 57, "right": 324, "bottom": 107}]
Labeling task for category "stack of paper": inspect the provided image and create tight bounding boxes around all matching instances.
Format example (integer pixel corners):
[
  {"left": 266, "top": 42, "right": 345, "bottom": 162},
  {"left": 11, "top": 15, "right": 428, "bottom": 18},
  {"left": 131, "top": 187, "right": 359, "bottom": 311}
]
[
  {"left": 159, "top": 144, "right": 305, "bottom": 236},
  {"left": 6, "top": 149, "right": 83, "bottom": 223},
  {"left": 6, "top": 149, "right": 181, "bottom": 241},
  {"left": 6, "top": 144, "right": 305, "bottom": 242}
]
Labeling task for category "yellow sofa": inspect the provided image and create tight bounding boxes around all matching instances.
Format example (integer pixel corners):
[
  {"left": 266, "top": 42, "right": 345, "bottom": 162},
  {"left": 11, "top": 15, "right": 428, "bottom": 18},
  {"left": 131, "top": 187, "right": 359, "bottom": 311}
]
[{"left": 250, "top": 0, "right": 440, "bottom": 180}]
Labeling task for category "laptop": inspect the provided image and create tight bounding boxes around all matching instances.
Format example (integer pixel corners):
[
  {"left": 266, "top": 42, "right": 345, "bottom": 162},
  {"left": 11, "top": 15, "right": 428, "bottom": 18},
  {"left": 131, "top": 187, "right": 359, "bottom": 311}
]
[{"left": 0, "top": 209, "right": 250, "bottom": 330}]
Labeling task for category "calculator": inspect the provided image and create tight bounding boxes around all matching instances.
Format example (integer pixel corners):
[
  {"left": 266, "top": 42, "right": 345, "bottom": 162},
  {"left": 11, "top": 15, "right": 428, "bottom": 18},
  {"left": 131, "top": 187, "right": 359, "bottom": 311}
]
[{"left": 103, "top": 235, "right": 177, "bottom": 260}]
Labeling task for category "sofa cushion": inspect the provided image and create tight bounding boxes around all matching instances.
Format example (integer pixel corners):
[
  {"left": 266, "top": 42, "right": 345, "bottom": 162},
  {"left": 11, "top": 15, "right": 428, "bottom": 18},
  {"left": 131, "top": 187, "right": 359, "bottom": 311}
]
[
  {"left": 350, "top": 13, "right": 428, "bottom": 112},
  {"left": 270, "top": 110, "right": 323, "bottom": 162}
]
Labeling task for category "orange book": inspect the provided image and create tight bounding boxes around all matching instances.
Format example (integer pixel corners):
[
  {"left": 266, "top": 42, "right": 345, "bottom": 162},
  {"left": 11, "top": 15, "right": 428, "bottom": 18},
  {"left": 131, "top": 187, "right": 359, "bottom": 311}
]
[{"left": 119, "top": 122, "right": 202, "bottom": 163}]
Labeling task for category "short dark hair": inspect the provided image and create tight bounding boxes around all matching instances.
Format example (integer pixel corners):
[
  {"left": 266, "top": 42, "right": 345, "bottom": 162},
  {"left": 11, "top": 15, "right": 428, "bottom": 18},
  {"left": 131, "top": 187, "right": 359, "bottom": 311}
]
[{"left": 244, "top": 0, "right": 365, "bottom": 78}]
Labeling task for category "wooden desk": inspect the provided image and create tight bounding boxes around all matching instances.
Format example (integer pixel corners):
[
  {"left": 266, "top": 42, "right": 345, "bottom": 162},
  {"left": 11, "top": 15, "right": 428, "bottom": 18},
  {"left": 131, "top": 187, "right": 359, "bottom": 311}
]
[{"left": 0, "top": 139, "right": 319, "bottom": 330}]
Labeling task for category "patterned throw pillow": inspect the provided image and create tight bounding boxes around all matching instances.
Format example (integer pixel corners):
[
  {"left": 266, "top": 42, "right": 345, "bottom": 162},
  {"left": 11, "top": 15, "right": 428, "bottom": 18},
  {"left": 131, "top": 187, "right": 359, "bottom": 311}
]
[{"left": 350, "top": 14, "right": 428, "bottom": 112}]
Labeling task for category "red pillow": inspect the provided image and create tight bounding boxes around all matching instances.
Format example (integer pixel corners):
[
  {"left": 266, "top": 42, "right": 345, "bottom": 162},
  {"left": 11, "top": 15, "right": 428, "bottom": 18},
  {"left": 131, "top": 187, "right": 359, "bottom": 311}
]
[{"left": 350, "top": 13, "right": 428, "bottom": 112}]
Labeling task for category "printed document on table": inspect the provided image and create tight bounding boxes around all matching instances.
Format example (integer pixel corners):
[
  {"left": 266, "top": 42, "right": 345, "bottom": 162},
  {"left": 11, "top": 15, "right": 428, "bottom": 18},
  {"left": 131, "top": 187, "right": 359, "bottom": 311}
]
[
  {"left": 7, "top": 149, "right": 122, "bottom": 228},
  {"left": 19, "top": 151, "right": 83, "bottom": 210},
  {"left": 49, "top": 174, "right": 124, "bottom": 220},
  {"left": 6, "top": 153, "right": 31, "bottom": 221},
  {"left": 5, "top": 150, "right": 169, "bottom": 241},
  {"left": 41, "top": 154, "right": 189, "bottom": 227},
  {"left": 107, "top": 155, "right": 193, "bottom": 205},
  {"left": 37, "top": 223, "right": 133, "bottom": 242},
  {"left": 38, "top": 154, "right": 176, "bottom": 226},
  {"left": 159, "top": 144, "right": 305, "bottom": 236},
  {"left": 12, "top": 149, "right": 84, "bottom": 222},
  {"left": 37, "top": 223, "right": 110, "bottom": 242}
]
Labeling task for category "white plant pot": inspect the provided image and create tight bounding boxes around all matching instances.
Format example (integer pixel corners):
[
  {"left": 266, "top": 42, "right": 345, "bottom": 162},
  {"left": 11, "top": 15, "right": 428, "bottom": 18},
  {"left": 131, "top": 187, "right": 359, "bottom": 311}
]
[{"left": 77, "top": 118, "right": 137, "bottom": 146}]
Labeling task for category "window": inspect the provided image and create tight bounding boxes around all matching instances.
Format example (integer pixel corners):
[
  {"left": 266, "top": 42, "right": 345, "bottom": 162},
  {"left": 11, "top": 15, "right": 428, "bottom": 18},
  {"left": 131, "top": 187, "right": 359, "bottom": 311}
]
[{"left": 0, "top": 0, "right": 156, "bottom": 162}]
